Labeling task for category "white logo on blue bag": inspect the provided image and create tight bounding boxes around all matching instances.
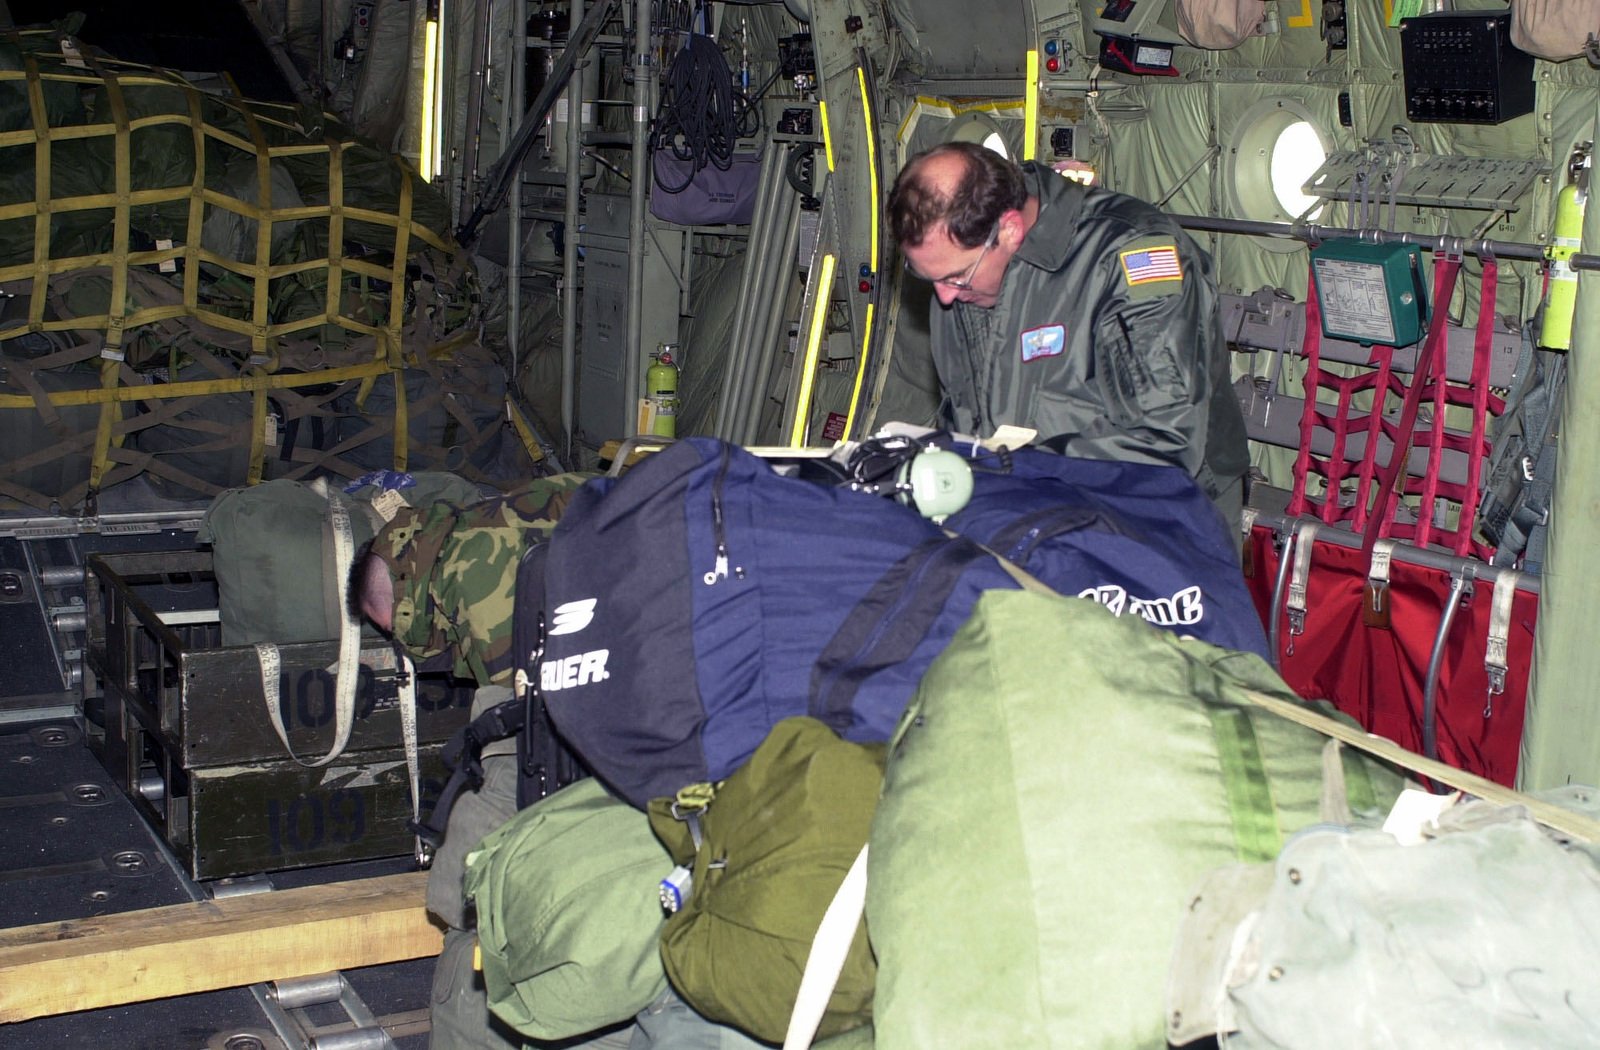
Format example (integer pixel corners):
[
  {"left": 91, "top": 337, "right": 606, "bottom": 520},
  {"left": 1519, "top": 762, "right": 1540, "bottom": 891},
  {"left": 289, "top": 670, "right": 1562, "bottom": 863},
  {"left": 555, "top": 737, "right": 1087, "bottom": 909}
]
[
  {"left": 1079, "top": 584, "right": 1203, "bottom": 626},
  {"left": 549, "top": 598, "right": 598, "bottom": 636}
]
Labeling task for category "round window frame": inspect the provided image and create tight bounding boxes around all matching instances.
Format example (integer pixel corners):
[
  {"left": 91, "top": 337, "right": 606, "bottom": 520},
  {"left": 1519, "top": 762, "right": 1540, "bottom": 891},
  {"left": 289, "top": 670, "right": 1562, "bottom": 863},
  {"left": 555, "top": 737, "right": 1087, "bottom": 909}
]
[
  {"left": 1224, "top": 98, "right": 1332, "bottom": 253},
  {"left": 943, "top": 111, "right": 1023, "bottom": 160}
]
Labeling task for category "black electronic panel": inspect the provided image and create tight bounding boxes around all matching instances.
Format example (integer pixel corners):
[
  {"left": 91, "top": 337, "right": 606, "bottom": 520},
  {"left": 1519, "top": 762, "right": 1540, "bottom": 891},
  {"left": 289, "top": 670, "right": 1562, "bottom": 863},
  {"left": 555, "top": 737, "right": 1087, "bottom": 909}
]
[{"left": 1400, "top": 12, "right": 1534, "bottom": 126}]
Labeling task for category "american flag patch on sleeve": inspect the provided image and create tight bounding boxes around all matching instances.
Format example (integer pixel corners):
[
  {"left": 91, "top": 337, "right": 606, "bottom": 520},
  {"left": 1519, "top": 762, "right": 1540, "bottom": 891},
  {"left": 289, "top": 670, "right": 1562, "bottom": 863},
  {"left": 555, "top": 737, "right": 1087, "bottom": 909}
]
[{"left": 1119, "top": 244, "right": 1183, "bottom": 286}]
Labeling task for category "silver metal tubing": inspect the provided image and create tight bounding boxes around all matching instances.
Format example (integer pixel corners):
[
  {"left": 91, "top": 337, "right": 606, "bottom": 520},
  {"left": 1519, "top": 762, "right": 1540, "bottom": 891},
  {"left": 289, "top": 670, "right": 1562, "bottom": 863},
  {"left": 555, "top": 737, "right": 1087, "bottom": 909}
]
[
  {"left": 742, "top": 201, "right": 805, "bottom": 445},
  {"left": 624, "top": 0, "right": 653, "bottom": 438},
  {"left": 270, "top": 973, "right": 348, "bottom": 1011},
  {"left": 1267, "top": 525, "right": 1296, "bottom": 668},
  {"left": 1168, "top": 214, "right": 1600, "bottom": 269},
  {"left": 719, "top": 141, "right": 792, "bottom": 439},
  {"left": 1251, "top": 508, "right": 1540, "bottom": 596},
  {"left": 308, "top": 1029, "right": 395, "bottom": 1050},
  {"left": 562, "top": 0, "right": 585, "bottom": 456},
  {"left": 135, "top": 773, "right": 165, "bottom": 802},
  {"left": 1422, "top": 570, "right": 1473, "bottom": 762},
  {"left": 39, "top": 565, "right": 85, "bottom": 587},
  {"left": 208, "top": 876, "right": 274, "bottom": 900}
]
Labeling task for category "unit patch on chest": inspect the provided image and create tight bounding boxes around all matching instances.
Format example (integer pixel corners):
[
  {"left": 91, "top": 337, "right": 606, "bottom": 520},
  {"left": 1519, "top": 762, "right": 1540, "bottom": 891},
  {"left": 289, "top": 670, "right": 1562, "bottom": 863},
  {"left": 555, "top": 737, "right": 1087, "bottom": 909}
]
[
  {"left": 1020, "top": 324, "right": 1066, "bottom": 362},
  {"left": 1119, "top": 237, "right": 1184, "bottom": 299}
]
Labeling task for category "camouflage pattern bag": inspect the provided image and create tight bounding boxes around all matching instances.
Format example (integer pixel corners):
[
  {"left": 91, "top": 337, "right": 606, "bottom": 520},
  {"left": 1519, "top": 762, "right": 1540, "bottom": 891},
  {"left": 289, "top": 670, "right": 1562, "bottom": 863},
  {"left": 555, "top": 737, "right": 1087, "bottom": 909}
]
[
  {"left": 366, "top": 472, "right": 594, "bottom": 686},
  {"left": 369, "top": 472, "right": 599, "bottom": 848},
  {"left": 201, "top": 470, "right": 481, "bottom": 646}
]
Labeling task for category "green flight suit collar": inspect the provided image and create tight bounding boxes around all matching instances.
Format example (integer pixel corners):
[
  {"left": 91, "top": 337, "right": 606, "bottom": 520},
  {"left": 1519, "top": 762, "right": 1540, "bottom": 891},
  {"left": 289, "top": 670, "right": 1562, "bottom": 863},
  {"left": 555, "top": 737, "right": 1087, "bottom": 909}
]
[{"left": 1009, "top": 162, "right": 1091, "bottom": 275}]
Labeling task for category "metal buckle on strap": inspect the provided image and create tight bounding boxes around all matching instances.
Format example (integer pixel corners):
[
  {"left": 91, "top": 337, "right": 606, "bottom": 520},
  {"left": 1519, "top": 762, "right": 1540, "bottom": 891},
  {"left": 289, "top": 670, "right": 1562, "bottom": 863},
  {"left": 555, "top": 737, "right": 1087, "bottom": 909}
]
[
  {"left": 1286, "top": 520, "right": 1319, "bottom": 647},
  {"left": 1364, "top": 539, "right": 1396, "bottom": 630},
  {"left": 1483, "top": 570, "right": 1520, "bottom": 717}
]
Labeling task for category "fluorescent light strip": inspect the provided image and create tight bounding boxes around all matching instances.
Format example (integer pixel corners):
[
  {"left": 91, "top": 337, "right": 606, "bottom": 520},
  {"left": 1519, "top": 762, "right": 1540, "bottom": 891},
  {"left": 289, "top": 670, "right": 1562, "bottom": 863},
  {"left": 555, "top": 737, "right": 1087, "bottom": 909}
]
[
  {"left": 790, "top": 253, "right": 838, "bottom": 446},
  {"left": 420, "top": 16, "right": 439, "bottom": 181}
]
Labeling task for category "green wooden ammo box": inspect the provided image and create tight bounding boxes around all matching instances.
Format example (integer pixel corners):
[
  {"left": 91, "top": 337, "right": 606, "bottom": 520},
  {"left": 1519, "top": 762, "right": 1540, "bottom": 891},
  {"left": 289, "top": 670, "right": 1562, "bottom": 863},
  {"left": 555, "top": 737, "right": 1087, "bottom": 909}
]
[{"left": 82, "top": 548, "right": 472, "bottom": 880}]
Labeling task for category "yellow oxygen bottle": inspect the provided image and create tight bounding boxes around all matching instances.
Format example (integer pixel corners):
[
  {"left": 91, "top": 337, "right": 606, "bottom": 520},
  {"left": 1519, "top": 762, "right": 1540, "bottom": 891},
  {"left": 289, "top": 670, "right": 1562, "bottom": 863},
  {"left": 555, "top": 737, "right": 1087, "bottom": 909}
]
[
  {"left": 1541, "top": 143, "right": 1590, "bottom": 350},
  {"left": 647, "top": 346, "right": 680, "bottom": 438}
]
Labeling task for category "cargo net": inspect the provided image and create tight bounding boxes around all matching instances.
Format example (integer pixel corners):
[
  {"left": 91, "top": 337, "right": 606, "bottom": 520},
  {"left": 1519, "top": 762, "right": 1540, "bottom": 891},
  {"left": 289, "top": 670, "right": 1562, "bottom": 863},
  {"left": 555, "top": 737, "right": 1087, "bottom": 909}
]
[{"left": 0, "top": 29, "right": 543, "bottom": 513}]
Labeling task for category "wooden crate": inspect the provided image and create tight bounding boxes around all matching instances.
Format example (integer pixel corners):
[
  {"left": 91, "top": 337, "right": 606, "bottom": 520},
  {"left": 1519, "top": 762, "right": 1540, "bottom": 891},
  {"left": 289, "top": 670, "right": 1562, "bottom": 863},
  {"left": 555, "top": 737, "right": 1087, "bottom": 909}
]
[
  {"left": 82, "top": 547, "right": 471, "bottom": 879},
  {"left": 85, "top": 549, "right": 471, "bottom": 767},
  {"left": 99, "top": 684, "right": 448, "bottom": 880}
]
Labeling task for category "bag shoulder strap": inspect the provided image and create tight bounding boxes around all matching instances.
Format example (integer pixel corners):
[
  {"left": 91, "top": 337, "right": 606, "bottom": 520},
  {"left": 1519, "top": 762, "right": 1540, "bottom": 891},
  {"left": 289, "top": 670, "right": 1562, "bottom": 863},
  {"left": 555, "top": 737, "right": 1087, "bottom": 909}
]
[
  {"left": 783, "top": 844, "right": 870, "bottom": 1050},
  {"left": 1234, "top": 681, "right": 1600, "bottom": 843}
]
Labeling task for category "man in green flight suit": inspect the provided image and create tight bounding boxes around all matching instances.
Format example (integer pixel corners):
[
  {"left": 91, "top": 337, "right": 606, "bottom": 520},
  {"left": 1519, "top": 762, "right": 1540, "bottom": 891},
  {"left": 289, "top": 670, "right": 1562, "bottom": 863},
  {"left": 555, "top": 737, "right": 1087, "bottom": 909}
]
[{"left": 887, "top": 141, "right": 1250, "bottom": 531}]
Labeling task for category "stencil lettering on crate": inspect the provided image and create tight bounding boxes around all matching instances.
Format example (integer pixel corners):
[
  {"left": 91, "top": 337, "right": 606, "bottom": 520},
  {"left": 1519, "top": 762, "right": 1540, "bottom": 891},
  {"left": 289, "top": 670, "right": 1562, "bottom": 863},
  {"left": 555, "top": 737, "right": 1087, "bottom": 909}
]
[
  {"left": 273, "top": 666, "right": 465, "bottom": 731},
  {"left": 263, "top": 775, "right": 444, "bottom": 857}
]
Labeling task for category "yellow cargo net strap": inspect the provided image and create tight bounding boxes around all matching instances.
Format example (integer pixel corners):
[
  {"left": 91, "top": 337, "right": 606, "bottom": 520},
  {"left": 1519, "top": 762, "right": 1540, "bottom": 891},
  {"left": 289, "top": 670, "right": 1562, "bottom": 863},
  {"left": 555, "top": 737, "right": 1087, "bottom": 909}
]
[
  {"left": 0, "top": 29, "right": 483, "bottom": 510},
  {"left": 0, "top": 36, "right": 448, "bottom": 347}
]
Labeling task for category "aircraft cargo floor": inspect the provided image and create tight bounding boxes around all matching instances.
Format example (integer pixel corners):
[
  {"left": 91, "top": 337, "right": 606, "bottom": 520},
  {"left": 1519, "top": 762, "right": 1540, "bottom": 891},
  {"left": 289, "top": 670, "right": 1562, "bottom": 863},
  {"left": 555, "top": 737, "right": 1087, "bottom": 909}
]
[{"left": 0, "top": 713, "right": 436, "bottom": 1050}]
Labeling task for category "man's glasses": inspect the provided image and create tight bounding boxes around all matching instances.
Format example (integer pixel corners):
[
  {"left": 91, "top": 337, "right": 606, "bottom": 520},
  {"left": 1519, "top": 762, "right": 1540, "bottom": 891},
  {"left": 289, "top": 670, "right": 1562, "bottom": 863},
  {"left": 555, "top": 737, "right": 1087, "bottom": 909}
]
[{"left": 909, "top": 222, "right": 999, "bottom": 290}]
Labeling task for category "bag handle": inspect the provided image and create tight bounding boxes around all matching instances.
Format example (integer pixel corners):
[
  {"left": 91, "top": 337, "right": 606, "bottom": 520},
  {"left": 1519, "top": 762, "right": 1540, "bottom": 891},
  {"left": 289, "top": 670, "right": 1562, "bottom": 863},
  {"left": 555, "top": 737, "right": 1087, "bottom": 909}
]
[
  {"left": 782, "top": 844, "right": 870, "bottom": 1050},
  {"left": 809, "top": 537, "right": 987, "bottom": 729}
]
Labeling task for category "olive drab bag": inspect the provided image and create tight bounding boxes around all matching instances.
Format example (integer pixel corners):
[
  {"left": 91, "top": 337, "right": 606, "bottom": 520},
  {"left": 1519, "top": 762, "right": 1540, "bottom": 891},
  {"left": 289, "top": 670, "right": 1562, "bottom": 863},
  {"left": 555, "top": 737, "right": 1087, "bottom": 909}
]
[
  {"left": 647, "top": 717, "right": 883, "bottom": 1045},
  {"left": 200, "top": 470, "right": 481, "bottom": 646},
  {"left": 463, "top": 777, "right": 673, "bottom": 1042},
  {"left": 865, "top": 590, "right": 1406, "bottom": 1050}
]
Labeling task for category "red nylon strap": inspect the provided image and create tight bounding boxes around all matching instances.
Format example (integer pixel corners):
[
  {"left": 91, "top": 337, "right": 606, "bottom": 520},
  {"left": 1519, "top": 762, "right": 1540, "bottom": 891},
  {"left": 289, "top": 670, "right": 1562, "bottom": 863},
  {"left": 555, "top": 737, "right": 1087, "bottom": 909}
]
[
  {"left": 1288, "top": 260, "right": 1403, "bottom": 530},
  {"left": 1362, "top": 252, "right": 1463, "bottom": 556},
  {"left": 1285, "top": 261, "right": 1323, "bottom": 518}
]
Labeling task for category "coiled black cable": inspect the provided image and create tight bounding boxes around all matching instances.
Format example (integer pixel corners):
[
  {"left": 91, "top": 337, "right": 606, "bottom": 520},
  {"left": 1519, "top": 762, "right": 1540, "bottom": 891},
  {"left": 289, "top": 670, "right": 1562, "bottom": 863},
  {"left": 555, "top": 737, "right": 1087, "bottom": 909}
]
[{"left": 652, "top": 32, "right": 740, "bottom": 193}]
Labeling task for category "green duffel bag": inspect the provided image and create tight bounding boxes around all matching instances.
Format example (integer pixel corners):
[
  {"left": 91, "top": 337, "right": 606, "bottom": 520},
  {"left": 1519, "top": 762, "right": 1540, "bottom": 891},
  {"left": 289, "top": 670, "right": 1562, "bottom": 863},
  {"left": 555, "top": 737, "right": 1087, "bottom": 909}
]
[
  {"left": 867, "top": 589, "right": 1407, "bottom": 1050},
  {"left": 200, "top": 471, "right": 480, "bottom": 646},
  {"left": 812, "top": 1023, "right": 875, "bottom": 1050},
  {"left": 649, "top": 717, "right": 884, "bottom": 1045},
  {"left": 464, "top": 777, "right": 673, "bottom": 1041}
]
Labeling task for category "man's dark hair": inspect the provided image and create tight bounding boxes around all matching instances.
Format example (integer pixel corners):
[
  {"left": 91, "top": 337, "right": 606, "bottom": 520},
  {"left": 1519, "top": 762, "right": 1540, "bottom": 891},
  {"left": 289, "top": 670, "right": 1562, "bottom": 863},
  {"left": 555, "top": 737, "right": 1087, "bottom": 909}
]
[{"left": 887, "top": 142, "right": 1028, "bottom": 249}]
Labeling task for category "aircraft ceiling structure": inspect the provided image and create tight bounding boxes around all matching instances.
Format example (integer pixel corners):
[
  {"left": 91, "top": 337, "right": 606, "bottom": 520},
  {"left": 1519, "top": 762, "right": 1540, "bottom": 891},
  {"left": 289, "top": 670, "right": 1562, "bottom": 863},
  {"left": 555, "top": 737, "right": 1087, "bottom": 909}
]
[{"left": 880, "top": 0, "right": 1035, "bottom": 90}]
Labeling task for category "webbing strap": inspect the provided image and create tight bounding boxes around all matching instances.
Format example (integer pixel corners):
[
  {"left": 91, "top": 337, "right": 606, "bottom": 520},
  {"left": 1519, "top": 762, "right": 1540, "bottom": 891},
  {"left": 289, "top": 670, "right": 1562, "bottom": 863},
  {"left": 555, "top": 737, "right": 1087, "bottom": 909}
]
[
  {"left": 1207, "top": 706, "right": 1281, "bottom": 864},
  {"left": 1285, "top": 263, "right": 1323, "bottom": 518},
  {"left": 1483, "top": 569, "right": 1520, "bottom": 703},
  {"left": 398, "top": 652, "right": 426, "bottom": 864},
  {"left": 23, "top": 52, "right": 49, "bottom": 336},
  {"left": 1409, "top": 257, "right": 1501, "bottom": 554},
  {"left": 783, "top": 844, "right": 869, "bottom": 1050},
  {"left": 1458, "top": 258, "right": 1502, "bottom": 557},
  {"left": 1364, "top": 253, "right": 1463, "bottom": 555},
  {"left": 1236, "top": 682, "right": 1600, "bottom": 844},
  {"left": 1285, "top": 519, "right": 1318, "bottom": 640},
  {"left": 255, "top": 495, "right": 361, "bottom": 767},
  {"left": 248, "top": 381, "right": 269, "bottom": 485},
  {"left": 0, "top": 360, "right": 391, "bottom": 408},
  {"left": 1367, "top": 538, "right": 1396, "bottom": 586}
]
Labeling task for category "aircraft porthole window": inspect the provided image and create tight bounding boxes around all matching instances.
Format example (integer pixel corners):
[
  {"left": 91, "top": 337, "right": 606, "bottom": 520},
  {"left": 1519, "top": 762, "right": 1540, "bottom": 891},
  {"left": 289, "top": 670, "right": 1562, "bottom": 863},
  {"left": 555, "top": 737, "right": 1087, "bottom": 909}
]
[
  {"left": 936, "top": 111, "right": 1023, "bottom": 163},
  {"left": 981, "top": 130, "right": 1010, "bottom": 159},
  {"left": 1225, "top": 98, "right": 1333, "bottom": 253},
  {"left": 1270, "top": 121, "right": 1325, "bottom": 221}
]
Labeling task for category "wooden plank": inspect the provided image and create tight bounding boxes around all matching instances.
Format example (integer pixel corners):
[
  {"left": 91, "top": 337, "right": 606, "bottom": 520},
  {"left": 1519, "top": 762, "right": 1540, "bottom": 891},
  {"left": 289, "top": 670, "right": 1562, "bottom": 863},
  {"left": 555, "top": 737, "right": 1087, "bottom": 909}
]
[{"left": 0, "top": 870, "right": 441, "bottom": 1023}]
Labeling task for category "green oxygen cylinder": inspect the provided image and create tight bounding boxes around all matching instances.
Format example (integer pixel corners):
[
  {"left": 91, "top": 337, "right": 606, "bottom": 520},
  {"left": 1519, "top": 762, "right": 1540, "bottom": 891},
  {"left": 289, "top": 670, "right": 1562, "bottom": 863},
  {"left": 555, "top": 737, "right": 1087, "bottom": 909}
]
[
  {"left": 647, "top": 346, "right": 679, "bottom": 438},
  {"left": 1542, "top": 143, "right": 1590, "bottom": 351}
]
